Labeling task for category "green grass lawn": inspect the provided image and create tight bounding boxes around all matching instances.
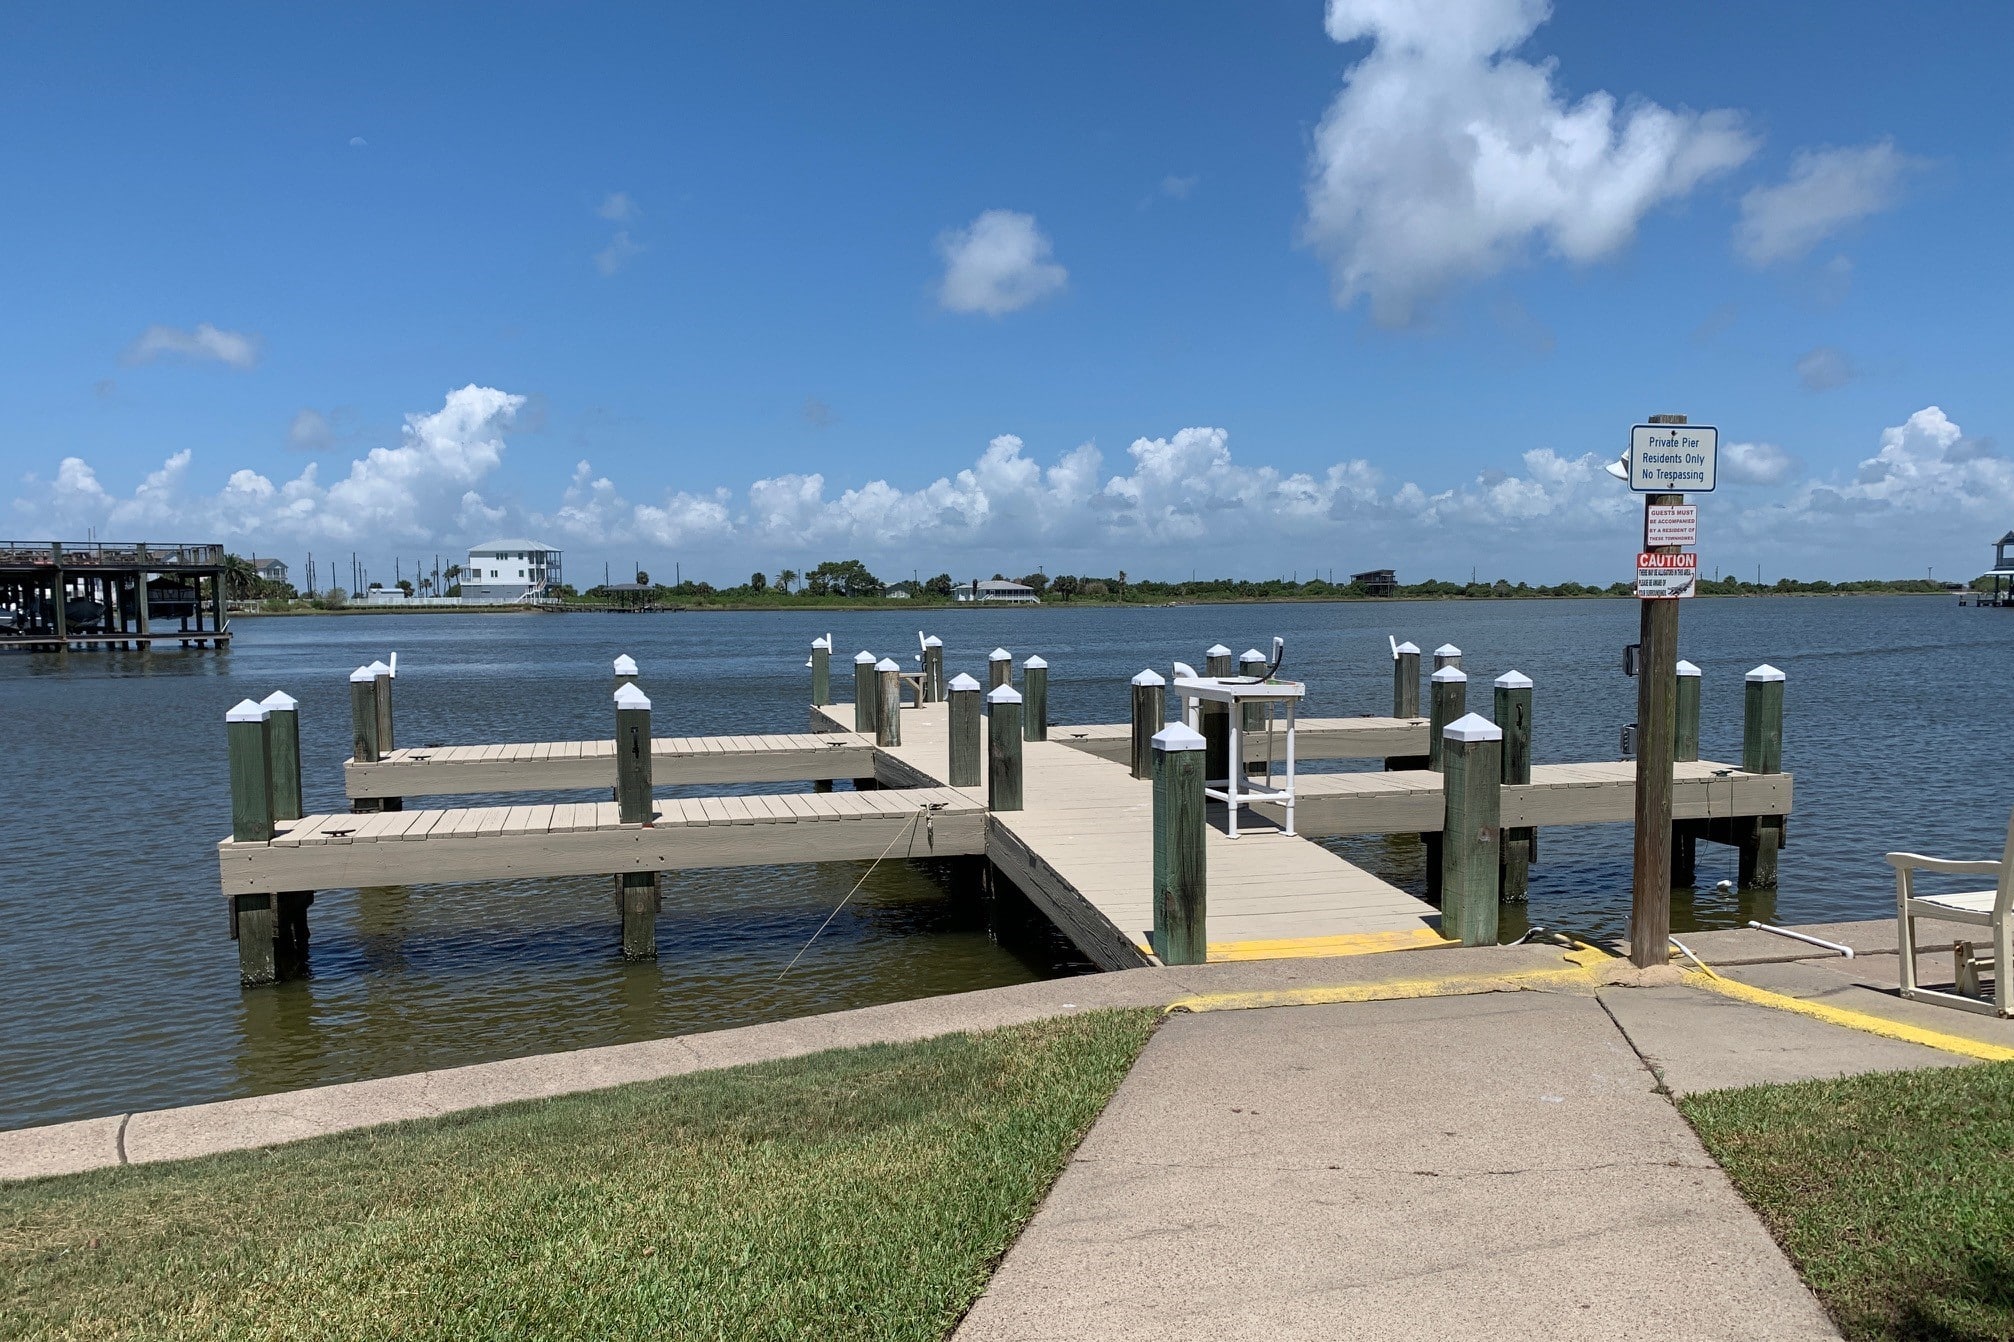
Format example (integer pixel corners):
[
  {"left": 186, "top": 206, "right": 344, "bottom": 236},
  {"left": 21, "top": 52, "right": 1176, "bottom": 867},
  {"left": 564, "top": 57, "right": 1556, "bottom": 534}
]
[
  {"left": 1682, "top": 1060, "right": 2014, "bottom": 1342},
  {"left": 2, "top": 1009, "right": 1158, "bottom": 1341}
]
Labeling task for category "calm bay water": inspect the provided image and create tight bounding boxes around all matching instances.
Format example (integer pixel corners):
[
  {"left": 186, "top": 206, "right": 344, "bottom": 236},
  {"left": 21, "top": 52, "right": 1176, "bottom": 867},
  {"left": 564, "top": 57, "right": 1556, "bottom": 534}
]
[{"left": 2, "top": 596, "right": 2008, "bottom": 1131}]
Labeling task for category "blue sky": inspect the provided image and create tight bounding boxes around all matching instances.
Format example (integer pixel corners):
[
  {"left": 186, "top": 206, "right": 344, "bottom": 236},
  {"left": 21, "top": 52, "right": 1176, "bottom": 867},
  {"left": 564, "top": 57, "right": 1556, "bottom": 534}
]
[{"left": 6, "top": 1, "right": 2012, "bottom": 586}]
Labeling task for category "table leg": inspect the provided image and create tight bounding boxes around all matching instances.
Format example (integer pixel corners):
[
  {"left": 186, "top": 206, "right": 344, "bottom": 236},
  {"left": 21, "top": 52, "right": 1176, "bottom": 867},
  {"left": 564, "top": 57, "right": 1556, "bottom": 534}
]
[
  {"left": 1284, "top": 700, "right": 1297, "bottom": 837},
  {"left": 1227, "top": 718, "right": 1241, "bottom": 838}
]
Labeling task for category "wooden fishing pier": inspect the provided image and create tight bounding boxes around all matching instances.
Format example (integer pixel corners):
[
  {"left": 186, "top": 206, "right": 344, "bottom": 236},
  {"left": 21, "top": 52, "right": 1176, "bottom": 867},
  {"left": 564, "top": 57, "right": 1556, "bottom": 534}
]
[
  {"left": 215, "top": 639, "right": 1794, "bottom": 985},
  {"left": 0, "top": 540, "right": 230, "bottom": 651}
]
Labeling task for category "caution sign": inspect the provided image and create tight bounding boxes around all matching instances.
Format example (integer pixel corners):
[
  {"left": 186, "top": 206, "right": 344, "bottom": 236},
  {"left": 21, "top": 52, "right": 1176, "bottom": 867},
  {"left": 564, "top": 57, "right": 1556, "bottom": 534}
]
[{"left": 1636, "top": 552, "right": 1697, "bottom": 599}]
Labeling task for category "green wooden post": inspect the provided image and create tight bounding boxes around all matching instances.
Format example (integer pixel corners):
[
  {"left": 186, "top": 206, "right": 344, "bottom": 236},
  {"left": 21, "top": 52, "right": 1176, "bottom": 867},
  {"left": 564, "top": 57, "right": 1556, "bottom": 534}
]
[
  {"left": 260, "top": 690, "right": 303, "bottom": 823},
  {"left": 614, "top": 653, "right": 640, "bottom": 693},
  {"left": 234, "top": 894, "right": 276, "bottom": 986},
  {"left": 1493, "top": 671, "right": 1533, "bottom": 901},
  {"left": 1151, "top": 722, "right": 1209, "bottom": 966},
  {"left": 1130, "top": 669, "right": 1166, "bottom": 780},
  {"left": 1440, "top": 713, "right": 1503, "bottom": 947},
  {"left": 348, "top": 664, "right": 382, "bottom": 813},
  {"left": 1433, "top": 643, "right": 1462, "bottom": 672},
  {"left": 226, "top": 699, "right": 275, "bottom": 843},
  {"left": 369, "top": 660, "right": 400, "bottom": 811},
  {"left": 1022, "top": 655, "right": 1048, "bottom": 741},
  {"left": 853, "top": 651, "right": 878, "bottom": 734},
  {"left": 989, "top": 647, "right": 1013, "bottom": 692},
  {"left": 987, "top": 685, "right": 1023, "bottom": 811},
  {"left": 923, "top": 635, "right": 944, "bottom": 702},
  {"left": 948, "top": 673, "right": 982, "bottom": 786},
  {"left": 1392, "top": 640, "right": 1421, "bottom": 717},
  {"left": 809, "top": 638, "right": 831, "bottom": 706},
  {"left": 1674, "top": 660, "right": 1701, "bottom": 762},
  {"left": 1427, "top": 666, "right": 1467, "bottom": 771},
  {"left": 1740, "top": 664, "right": 1785, "bottom": 889},
  {"left": 614, "top": 683, "right": 654, "bottom": 825},
  {"left": 1201, "top": 644, "right": 1233, "bottom": 783},
  {"left": 875, "top": 657, "right": 903, "bottom": 747},
  {"left": 618, "top": 871, "right": 659, "bottom": 960}
]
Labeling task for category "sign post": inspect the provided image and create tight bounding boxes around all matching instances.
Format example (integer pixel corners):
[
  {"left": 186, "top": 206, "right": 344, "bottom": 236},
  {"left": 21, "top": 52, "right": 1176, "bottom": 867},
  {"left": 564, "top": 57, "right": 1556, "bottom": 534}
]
[{"left": 1627, "top": 415, "right": 1716, "bottom": 969}]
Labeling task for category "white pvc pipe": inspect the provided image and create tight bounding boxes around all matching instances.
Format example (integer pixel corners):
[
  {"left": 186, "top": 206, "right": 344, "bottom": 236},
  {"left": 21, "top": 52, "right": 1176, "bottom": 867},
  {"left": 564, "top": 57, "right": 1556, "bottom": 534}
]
[{"left": 1746, "top": 921, "right": 1854, "bottom": 958}]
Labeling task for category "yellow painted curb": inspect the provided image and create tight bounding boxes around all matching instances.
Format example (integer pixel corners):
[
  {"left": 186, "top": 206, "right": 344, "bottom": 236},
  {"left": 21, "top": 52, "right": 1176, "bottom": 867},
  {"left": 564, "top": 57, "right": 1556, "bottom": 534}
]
[
  {"left": 1166, "top": 945, "right": 1609, "bottom": 1015},
  {"left": 1683, "top": 969, "right": 2014, "bottom": 1064},
  {"left": 1201, "top": 927, "right": 1456, "bottom": 962}
]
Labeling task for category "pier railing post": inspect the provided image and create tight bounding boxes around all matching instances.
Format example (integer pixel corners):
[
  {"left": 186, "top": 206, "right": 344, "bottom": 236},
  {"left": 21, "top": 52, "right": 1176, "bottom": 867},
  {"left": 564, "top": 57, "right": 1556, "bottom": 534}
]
[
  {"left": 987, "top": 685, "right": 1024, "bottom": 812},
  {"left": 614, "top": 653, "right": 639, "bottom": 693},
  {"left": 1739, "top": 664, "right": 1785, "bottom": 889},
  {"left": 854, "top": 651, "right": 878, "bottom": 734},
  {"left": 1201, "top": 644, "right": 1233, "bottom": 783},
  {"left": 1022, "top": 655, "right": 1048, "bottom": 741},
  {"left": 1130, "top": 669, "right": 1166, "bottom": 780},
  {"left": 1441, "top": 713, "right": 1503, "bottom": 947},
  {"left": 369, "top": 660, "right": 401, "bottom": 811},
  {"left": 614, "top": 683, "right": 654, "bottom": 825},
  {"left": 227, "top": 698, "right": 279, "bottom": 986},
  {"left": 348, "top": 664, "right": 383, "bottom": 813},
  {"left": 1424, "top": 666, "right": 1467, "bottom": 899},
  {"left": 1393, "top": 641, "right": 1421, "bottom": 718},
  {"left": 1674, "top": 660, "right": 1701, "bottom": 762},
  {"left": 809, "top": 638, "right": 831, "bottom": 706},
  {"left": 1493, "top": 671, "right": 1533, "bottom": 901},
  {"left": 989, "top": 647, "right": 1013, "bottom": 692},
  {"left": 1433, "top": 643, "right": 1462, "bottom": 673},
  {"left": 261, "top": 690, "right": 303, "bottom": 822},
  {"left": 1151, "top": 723, "right": 1209, "bottom": 966},
  {"left": 923, "top": 635, "right": 944, "bottom": 702},
  {"left": 948, "top": 673, "right": 982, "bottom": 786},
  {"left": 876, "top": 658, "right": 903, "bottom": 747}
]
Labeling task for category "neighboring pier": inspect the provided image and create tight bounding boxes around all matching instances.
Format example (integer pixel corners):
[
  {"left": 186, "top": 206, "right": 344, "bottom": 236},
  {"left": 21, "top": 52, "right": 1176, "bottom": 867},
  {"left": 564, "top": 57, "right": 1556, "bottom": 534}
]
[{"left": 0, "top": 540, "right": 231, "bottom": 651}]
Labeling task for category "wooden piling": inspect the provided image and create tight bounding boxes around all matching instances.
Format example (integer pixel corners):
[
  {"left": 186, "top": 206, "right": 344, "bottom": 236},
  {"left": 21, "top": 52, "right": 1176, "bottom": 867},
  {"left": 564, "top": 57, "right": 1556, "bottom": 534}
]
[
  {"left": 1427, "top": 666, "right": 1467, "bottom": 772},
  {"left": 1674, "top": 660, "right": 1701, "bottom": 763},
  {"left": 1440, "top": 713, "right": 1503, "bottom": 947},
  {"left": 948, "top": 673, "right": 982, "bottom": 786},
  {"left": 1433, "top": 643, "right": 1462, "bottom": 672},
  {"left": 226, "top": 699, "right": 275, "bottom": 843},
  {"left": 1392, "top": 641, "right": 1421, "bottom": 718},
  {"left": 1493, "top": 671, "right": 1533, "bottom": 901},
  {"left": 260, "top": 690, "right": 303, "bottom": 823},
  {"left": 1740, "top": 664, "right": 1785, "bottom": 889},
  {"left": 618, "top": 871, "right": 659, "bottom": 960},
  {"left": 809, "top": 638, "right": 831, "bottom": 706},
  {"left": 234, "top": 894, "right": 276, "bottom": 986},
  {"left": 988, "top": 685, "right": 1023, "bottom": 812},
  {"left": 854, "top": 651, "right": 878, "bottom": 734},
  {"left": 1022, "top": 655, "right": 1048, "bottom": 741},
  {"left": 614, "top": 683, "right": 654, "bottom": 825},
  {"left": 369, "top": 660, "right": 394, "bottom": 752},
  {"left": 1202, "top": 644, "right": 1233, "bottom": 783},
  {"left": 923, "top": 636, "right": 944, "bottom": 702},
  {"left": 613, "top": 653, "right": 639, "bottom": 693},
  {"left": 1130, "top": 669, "right": 1166, "bottom": 780},
  {"left": 348, "top": 665, "right": 382, "bottom": 813},
  {"left": 989, "top": 647, "right": 1013, "bottom": 692},
  {"left": 876, "top": 658, "right": 903, "bottom": 747},
  {"left": 1151, "top": 722, "right": 1208, "bottom": 966}
]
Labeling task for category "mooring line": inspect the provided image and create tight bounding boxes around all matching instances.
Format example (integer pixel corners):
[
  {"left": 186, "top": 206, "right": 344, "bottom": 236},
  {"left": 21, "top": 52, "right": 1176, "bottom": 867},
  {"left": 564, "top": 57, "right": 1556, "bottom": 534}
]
[{"left": 774, "top": 804, "right": 927, "bottom": 981}]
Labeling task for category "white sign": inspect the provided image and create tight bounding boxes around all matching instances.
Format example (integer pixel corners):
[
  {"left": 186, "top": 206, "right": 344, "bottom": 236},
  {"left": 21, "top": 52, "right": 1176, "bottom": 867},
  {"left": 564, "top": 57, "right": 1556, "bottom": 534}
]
[
  {"left": 1646, "top": 504, "right": 1698, "bottom": 546},
  {"left": 1636, "top": 551, "right": 1697, "bottom": 599},
  {"left": 1629, "top": 424, "right": 1718, "bottom": 493}
]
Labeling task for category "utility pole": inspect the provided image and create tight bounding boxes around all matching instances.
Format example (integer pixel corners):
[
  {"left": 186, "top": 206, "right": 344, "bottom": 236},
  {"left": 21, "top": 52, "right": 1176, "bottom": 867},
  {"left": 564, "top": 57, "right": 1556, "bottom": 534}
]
[{"left": 1630, "top": 413, "right": 1687, "bottom": 969}]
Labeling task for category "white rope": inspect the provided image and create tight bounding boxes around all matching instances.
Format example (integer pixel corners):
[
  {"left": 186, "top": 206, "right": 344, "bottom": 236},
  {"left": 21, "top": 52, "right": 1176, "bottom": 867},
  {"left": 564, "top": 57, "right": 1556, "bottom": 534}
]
[{"left": 775, "top": 804, "right": 927, "bottom": 980}]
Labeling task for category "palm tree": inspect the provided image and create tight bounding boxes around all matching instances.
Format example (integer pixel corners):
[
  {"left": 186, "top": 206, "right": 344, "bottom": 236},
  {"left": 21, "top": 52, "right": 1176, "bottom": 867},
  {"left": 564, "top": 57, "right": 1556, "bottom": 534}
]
[{"left": 777, "top": 568, "right": 798, "bottom": 594}]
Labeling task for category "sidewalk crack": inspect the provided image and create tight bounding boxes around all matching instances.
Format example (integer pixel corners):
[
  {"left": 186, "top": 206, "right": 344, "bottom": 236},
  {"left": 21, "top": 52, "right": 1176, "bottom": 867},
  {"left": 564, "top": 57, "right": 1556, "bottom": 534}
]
[{"left": 114, "top": 1112, "right": 131, "bottom": 1165}]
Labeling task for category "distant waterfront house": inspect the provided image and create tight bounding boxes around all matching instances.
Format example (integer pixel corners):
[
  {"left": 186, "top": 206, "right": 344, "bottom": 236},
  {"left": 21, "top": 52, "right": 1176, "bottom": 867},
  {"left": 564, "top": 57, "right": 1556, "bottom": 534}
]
[
  {"left": 957, "top": 578, "right": 1038, "bottom": 604},
  {"left": 1350, "top": 568, "right": 1398, "bottom": 596},
  {"left": 1973, "top": 530, "right": 2014, "bottom": 608},
  {"left": 463, "top": 539, "right": 562, "bottom": 603},
  {"left": 884, "top": 584, "right": 913, "bottom": 600},
  {"left": 251, "top": 557, "right": 289, "bottom": 585}
]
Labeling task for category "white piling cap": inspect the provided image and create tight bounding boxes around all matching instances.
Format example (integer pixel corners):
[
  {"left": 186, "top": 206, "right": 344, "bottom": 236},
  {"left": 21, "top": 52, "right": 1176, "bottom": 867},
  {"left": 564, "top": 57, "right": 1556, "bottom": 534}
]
[
  {"left": 923, "top": 635, "right": 942, "bottom": 647},
  {"left": 1435, "top": 643, "right": 1461, "bottom": 657},
  {"left": 349, "top": 664, "right": 377, "bottom": 683},
  {"left": 366, "top": 659, "right": 392, "bottom": 678},
  {"left": 1395, "top": 641, "right": 1420, "bottom": 655},
  {"left": 1493, "top": 670, "right": 1531, "bottom": 690},
  {"left": 1205, "top": 643, "right": 1232, "bottom": 658},
  {"left": 990, "top": 646, "right": 1012, "bottom": 660},
  {"left": 1443, "top": 712, "right": 1502, "bottom": 743},
  {"left": 1024, "top": 654, "right": 1047, "bottom": 669},
  {"left": 1152, "top": 722, "right": 1207, "bottom": 752},
  {"left": 1747, "top": 663, "right": 1785, "bottom": 683},
  {"left": 612, "top": 654, "right": 639, "bottom": 675},
  {"left": 1676, "top": 659, "right": 1701, "bottom": 678},
  {"left": 1240, "top": 648, "right": 1265, "bottom": 663},
  {"left": 613, "top": 683, "right": 652, "bottom": 711},
  {"left": 855, "top": 650, "right": 877, "bottom": 664},
  {"left": 948, "top": 672, "right": 981, "bottom": 691},
  {"left": 1431, "top": 666, "right": 1468, "bottom": 683},
  {"left": 988, "top": 684, "right": 1023, "bottom": 704},
  {"left": 226, "top": 698, "right": 270, "bottom": 723},
  {"left": 259, "top": 690, "right": 298, "bottom": 711},
  {"left": 875, "top": 657, "right": 900, "bottom": 672},
  {"left": 1131, "top": 668, "right": 1166, "bottom": 686},
  {"left": 810, "top": 637, "right": 829, "bottom": 651}
]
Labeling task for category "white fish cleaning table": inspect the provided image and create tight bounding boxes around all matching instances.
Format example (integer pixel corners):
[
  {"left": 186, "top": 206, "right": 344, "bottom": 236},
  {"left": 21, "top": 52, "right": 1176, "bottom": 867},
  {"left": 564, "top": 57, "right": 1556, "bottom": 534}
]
[{"left": 1172, "top": 675, "right": 1305, "bottom": 837}]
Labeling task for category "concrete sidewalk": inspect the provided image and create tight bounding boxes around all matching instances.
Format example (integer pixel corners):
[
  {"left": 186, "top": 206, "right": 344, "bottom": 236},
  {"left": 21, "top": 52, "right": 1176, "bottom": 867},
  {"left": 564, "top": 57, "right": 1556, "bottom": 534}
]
[{"left": 956, "top": 989, "right": 1849, "bottom": 1341}]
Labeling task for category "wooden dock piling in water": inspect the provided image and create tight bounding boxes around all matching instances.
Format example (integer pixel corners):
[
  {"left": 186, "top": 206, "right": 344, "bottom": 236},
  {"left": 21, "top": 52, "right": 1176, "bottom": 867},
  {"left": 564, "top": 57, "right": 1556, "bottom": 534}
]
[
  {"left": 1740, "top": 664, "right": 1786, "bottom": 889},
  {"left": 988, "top": 685, "right": 1024, "bottom": 812},
  {"left": 1493, "top": 671, "right": 1533, "bottom": 901},
  {"left": 1130, "top": 669, "right": 1165, "bottom": 780},
  {"left": 1440, "top": 713, "right": 1502, "bottom": 947},
  {"left": 1151, "top": 723, "right": 1208, "bottom": 965},
  {"left": 948, "top": 673, "right": 981, "bottom": 786},
  {"left": 1022, "top": 655, "right": 1048, "bottom": 741},
  {"left": 809, "top": 638, "right": 831, "bottom": 706},
  {"left": 875, "top": 658, "right": 903, "bottom": 747},
  {"left": 853, "top": 651, "right": 878, "bottom": 736}
]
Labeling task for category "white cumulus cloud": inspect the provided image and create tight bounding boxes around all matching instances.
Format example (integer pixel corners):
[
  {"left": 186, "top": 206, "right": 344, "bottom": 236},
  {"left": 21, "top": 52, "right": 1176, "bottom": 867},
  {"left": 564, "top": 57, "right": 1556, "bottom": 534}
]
[
  {"left": 936, "top": 210, "right": 1068, "bottom": 316},
  {"left": 1721, "top": 440, "right": 1798, "bottom": 485},
  {"left": 1736, "top": 139, "right": 1916, "bottom": 266},
  {"left": 122, "top": 323, "right": 261, "bottom": 369},
  {"left": 1302, "top": 0, "right": 1756, "bottom": 324},
  {"left": 598, "top": 191, "right": 640, "bottom": 223}
]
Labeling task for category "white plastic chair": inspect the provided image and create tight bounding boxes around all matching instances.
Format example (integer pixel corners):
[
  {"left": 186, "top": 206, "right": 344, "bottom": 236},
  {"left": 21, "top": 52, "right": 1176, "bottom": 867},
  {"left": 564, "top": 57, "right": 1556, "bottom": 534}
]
[{"left": 1887, "top": 810, "right": 2013, "bottom": 1017}]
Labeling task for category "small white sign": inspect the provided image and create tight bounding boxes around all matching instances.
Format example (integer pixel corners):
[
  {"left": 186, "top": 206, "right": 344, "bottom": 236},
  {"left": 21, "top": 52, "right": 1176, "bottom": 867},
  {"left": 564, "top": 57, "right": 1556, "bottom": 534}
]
[
  {"left": 1629, "top": 424, "right": 1718, "bottom": 493},
  {"left": 1646, "top": 504, "right": 1698, "bottom": 546},
  {"left": 1636, "top": 551, "right": 1697, "bottom": 599}
]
